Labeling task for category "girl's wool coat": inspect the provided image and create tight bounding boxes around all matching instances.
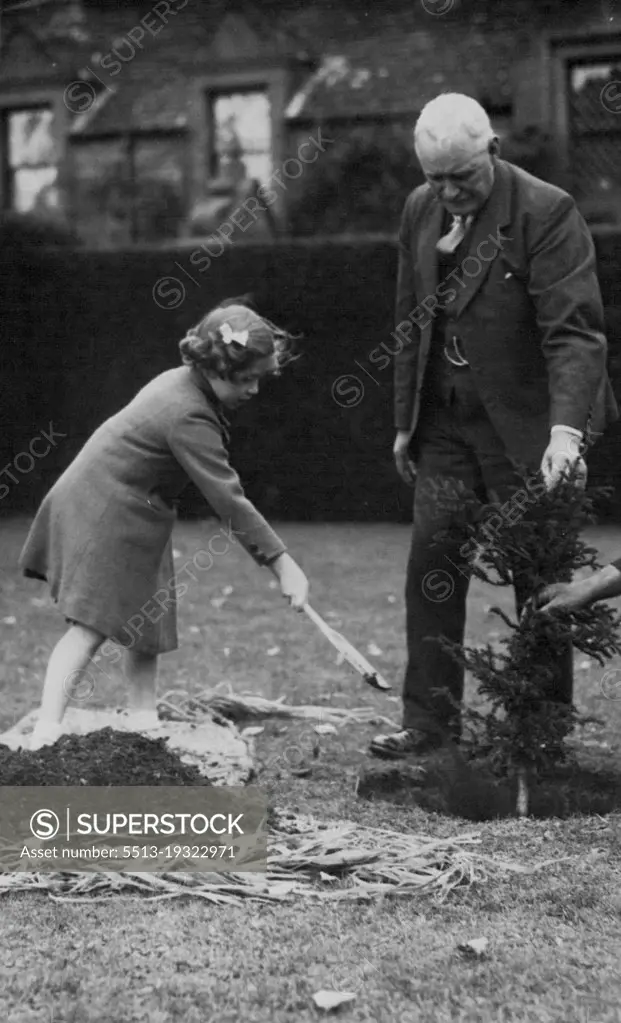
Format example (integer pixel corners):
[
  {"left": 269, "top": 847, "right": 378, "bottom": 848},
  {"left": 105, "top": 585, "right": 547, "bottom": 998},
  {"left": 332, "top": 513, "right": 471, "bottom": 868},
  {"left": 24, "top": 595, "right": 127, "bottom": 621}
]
[{"left": 19, "top": 366, "right": 287, "bottom": 653}]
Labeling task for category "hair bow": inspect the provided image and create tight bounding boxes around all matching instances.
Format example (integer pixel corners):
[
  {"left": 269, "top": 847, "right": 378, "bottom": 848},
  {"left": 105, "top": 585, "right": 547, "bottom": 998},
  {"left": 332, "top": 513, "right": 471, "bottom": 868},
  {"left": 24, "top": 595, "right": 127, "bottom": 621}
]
[{"left": 220, "top": 322, "right": 249, "bottom": 347}]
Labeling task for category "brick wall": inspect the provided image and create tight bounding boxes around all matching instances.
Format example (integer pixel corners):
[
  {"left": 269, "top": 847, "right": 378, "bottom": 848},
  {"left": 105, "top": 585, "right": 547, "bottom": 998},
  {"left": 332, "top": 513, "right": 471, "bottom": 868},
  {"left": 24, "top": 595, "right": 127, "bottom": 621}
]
[{"left": 1, "top": 0, "right": 620, "bottom": 244}]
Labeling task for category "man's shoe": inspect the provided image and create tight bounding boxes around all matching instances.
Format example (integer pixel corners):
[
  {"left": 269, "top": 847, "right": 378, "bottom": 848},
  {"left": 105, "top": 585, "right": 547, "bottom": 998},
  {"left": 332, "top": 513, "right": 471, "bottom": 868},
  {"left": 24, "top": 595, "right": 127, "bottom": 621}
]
[{"left": 369, "top": 728, "right": 444, "bottom": 760}]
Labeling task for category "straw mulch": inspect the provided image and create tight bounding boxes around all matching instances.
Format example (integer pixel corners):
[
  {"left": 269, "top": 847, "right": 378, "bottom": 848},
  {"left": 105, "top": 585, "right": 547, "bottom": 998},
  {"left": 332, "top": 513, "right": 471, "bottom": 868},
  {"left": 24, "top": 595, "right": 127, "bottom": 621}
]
[
  {"left": 0, "top": 808, "right": 571, "bottom": 904},
  {"left": 0, "top": 689, "right": 573, "bottom": 904},
  {"left": 157, "top": 684, "right": 398, "bottom": 728}
]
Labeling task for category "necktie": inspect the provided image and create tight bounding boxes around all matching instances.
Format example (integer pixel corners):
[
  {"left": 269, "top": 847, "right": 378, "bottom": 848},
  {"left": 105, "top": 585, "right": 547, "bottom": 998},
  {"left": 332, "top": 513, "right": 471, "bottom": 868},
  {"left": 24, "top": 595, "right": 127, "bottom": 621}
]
[{"left": 436, "top": 214, "right": 472, "bottom": 254}]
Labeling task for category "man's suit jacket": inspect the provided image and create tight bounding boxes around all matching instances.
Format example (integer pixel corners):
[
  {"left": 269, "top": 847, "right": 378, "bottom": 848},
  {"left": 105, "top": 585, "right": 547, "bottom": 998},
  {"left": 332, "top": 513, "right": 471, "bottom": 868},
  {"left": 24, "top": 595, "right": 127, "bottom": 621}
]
[{"left": 394, "top": 158, "right": 618, "bottom": 469}]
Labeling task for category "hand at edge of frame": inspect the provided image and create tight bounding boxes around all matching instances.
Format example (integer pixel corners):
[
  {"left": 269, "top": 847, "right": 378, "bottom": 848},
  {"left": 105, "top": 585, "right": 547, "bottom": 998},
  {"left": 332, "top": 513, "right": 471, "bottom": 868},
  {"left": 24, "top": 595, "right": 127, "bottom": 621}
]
[{"left": 530, "top": 580, "right": 592, "bottom": 615}]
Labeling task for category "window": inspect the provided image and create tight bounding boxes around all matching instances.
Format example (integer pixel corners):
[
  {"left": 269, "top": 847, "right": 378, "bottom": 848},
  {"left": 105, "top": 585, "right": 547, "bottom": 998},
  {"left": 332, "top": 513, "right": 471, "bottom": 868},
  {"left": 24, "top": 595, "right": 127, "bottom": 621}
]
[
  {"left": 2, "top": 106, "right": 58, "bottom": 212},
  {"left": 71, "top": 133, "right": 186, "bottom": 246},
  {"left": 567, "top": 57, "right": 621, "bottom": 199},
  {"left": 209, "top": 88, "right": 272, "bottom": 186}
]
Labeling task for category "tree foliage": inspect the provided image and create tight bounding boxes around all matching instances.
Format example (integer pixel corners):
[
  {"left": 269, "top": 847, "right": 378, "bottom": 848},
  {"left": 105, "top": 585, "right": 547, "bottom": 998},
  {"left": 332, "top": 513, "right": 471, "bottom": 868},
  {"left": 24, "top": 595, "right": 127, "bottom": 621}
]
[{"left": 437, "top": 466, "right": 621, "bottom": 790}]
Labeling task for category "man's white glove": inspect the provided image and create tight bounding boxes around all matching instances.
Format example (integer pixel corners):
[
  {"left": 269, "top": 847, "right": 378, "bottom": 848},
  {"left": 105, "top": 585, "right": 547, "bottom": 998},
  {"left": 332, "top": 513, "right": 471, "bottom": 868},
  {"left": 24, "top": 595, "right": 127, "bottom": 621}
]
[{"left": 540, "top": 426, "right": 587, "bottom": 490}]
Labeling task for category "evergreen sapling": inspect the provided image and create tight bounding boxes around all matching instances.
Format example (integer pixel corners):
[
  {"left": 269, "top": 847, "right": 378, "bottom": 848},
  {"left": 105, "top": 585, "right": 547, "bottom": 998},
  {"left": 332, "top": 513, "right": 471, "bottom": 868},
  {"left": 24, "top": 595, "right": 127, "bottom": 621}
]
[{"left": 436, "top": 465, "right": 621, "bottom": 816}]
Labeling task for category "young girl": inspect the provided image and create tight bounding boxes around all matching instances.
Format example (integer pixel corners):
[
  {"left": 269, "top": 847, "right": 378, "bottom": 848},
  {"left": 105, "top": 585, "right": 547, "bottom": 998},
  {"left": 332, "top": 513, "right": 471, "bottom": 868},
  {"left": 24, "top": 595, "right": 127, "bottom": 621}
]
[{"left": 19, "top": 302, "right": 309, "bottom": 750}]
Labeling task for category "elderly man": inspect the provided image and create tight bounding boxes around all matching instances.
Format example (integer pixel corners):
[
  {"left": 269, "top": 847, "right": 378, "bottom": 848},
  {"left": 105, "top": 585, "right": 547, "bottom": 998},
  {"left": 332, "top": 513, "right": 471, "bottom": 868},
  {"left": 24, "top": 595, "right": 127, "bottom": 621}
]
[{"left": 370, "top": 93, "right": 618, "bottom": 760}]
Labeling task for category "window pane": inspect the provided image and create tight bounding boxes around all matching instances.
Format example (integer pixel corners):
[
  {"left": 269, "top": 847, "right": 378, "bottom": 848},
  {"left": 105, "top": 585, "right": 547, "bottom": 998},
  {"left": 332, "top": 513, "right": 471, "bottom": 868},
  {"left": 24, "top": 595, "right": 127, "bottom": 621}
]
[
  {"left": 212, "top": 90, "right": 272, "bottom": 183},
  {"left": 569, "top": 60, "right": 621, "bottom": 131},
  {"left": 71, "top": 139, "right": 131, "bottom": 247},
  {"left": 571, "top": 61, "right": 618, "bottom": 92},
  {"left": 569, "top": 136, "right": 621, "bottom": 200},
  {"left": 567, "top": 58, "right": 621, "bottom": 207},
  {"left": 133, "top": 136, "right": 186, "bottom": 240},
  {"left": 242, "top": 152, "right": 273, "bottom": 185},
  {"left": 72, "top": 138, "right": 128, "bottom": 183},
  {"left": 134, "top": 137, "right": 184, "bottom": 186},
  {"left": 12, "top": 167, "right": 58, "bottom": 213},
  {"left": 8, "top": 108, "right": 55, "bottom": 168}
]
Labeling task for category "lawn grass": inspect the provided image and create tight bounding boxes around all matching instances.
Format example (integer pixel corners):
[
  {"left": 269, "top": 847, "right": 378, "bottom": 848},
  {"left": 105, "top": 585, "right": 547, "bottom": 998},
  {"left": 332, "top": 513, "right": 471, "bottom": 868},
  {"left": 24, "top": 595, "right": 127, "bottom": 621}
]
[{"left": 1, "top": 516, "right": 621, "bottom": 1023}]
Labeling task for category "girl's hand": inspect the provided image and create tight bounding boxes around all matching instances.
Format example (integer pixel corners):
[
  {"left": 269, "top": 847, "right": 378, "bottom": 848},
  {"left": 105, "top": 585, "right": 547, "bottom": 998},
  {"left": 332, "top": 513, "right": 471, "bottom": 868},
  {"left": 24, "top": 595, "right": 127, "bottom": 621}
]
[
  {"left": 270, "top": 553, "right": 309, "bottom": 611},
  {"left": 534, "top": 580, "right": 591, "bottom": 614}
]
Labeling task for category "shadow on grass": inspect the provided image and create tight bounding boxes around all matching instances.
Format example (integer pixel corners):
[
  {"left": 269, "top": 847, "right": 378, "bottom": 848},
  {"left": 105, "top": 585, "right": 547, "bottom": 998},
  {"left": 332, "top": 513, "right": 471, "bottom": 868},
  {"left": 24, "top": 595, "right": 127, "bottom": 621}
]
[{"left": 356, "top": 748, "right": 621, "bottom": 820}]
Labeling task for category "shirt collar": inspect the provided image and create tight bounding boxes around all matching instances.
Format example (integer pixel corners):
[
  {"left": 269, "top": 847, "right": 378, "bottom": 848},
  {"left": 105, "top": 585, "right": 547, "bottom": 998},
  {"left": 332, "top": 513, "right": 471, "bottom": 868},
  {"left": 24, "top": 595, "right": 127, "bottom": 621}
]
[{"left": 190, "top": 366, "right": 231, "bottom": 431}]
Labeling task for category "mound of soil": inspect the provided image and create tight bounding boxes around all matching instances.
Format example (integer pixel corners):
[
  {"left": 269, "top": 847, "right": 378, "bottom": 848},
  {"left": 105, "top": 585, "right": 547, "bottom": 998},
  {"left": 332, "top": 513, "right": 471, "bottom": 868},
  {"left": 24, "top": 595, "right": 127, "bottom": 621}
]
[{"left": 0, "top": 728, "right": 213, "bottom": 786}]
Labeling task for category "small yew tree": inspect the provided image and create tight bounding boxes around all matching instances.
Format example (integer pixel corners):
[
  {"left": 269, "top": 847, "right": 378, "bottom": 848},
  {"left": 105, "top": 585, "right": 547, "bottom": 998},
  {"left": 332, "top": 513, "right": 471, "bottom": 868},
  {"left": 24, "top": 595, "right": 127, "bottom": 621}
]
[{"left": 437, "top": 465, "right": 621, "bottom": 816}]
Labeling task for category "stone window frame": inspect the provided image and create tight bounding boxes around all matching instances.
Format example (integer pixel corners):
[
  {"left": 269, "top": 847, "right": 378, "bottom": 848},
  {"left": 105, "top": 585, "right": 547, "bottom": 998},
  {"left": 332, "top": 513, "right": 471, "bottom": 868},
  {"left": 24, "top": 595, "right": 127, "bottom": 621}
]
[
  {"left": 0, "top": 87, "right": 69, "bottom": 214},
  {"left": 187, "top": 68, "right": 289, "bottom": 228},
  {"left": 548, "top": 28, "right": 621, "bottom": 187}
]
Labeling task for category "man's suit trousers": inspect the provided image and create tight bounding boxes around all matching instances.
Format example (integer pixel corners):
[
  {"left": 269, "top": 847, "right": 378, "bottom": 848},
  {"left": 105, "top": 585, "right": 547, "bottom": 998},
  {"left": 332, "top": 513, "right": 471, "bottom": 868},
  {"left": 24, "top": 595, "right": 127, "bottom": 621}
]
[{"left": 403, "top": 366, "right": 574, "bottom": 739}]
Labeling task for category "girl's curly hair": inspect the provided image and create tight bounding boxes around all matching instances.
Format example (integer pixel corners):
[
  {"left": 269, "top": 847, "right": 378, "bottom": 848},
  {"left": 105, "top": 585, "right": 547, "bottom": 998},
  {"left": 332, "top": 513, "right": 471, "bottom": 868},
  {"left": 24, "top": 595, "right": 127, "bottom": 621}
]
[{"left": 179, "top": 300, "right": 298, "bottom": 380}]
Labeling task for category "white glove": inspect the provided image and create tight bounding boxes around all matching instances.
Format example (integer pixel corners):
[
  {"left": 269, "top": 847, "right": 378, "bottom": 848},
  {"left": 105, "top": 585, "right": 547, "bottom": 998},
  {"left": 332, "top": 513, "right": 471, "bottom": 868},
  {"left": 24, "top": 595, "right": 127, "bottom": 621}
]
[{"left": 540, "top": 427, "right": 586, "bottom": 490}]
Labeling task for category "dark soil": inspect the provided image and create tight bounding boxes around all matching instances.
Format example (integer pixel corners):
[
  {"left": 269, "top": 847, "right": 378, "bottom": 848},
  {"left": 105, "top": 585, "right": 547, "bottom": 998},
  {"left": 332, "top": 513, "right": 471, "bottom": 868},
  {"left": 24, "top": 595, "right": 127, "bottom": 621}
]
[
  {"left": 0, "top": 728, "right": 213, "bottom": 786},
  {"left": 356, "top": 747, "right": 621, "bottom": 820}
]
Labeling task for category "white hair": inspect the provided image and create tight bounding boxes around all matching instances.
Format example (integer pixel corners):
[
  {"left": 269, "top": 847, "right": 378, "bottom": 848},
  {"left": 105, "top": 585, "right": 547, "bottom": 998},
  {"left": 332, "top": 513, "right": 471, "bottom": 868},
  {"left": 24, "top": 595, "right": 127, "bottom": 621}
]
[{"left": 414, "top": 93, "right": 494, "bottom": 154}]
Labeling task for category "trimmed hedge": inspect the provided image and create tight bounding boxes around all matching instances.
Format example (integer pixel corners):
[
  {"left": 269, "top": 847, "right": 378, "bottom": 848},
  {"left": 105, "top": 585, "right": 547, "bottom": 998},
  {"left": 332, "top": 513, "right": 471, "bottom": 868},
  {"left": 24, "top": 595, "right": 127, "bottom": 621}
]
[{"left": 1, "top": 232, "right": 621, "bottom": 522}]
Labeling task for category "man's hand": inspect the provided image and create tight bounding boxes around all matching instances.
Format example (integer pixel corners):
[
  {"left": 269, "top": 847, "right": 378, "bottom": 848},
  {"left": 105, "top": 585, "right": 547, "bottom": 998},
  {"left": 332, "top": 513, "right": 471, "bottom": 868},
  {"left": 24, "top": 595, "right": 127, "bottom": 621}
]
[
  {"left": 394, "top": 430, "right": 416, "bottom": 486},
  {"left": 533, "top": 563, "right": 621, "bottom": 613},
  {"left": 540, "top": 429, "right": 586, "bottom": 490}
]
